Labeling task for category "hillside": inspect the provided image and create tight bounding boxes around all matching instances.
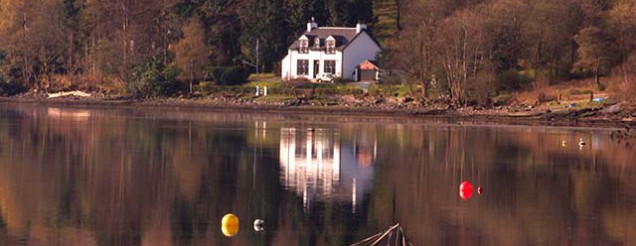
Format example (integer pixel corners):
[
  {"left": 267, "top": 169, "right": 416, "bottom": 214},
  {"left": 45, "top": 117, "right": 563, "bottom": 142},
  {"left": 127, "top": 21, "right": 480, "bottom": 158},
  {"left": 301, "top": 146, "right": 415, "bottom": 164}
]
[{"left": 373, "top": 0, "right": 399, "bottom": 46}]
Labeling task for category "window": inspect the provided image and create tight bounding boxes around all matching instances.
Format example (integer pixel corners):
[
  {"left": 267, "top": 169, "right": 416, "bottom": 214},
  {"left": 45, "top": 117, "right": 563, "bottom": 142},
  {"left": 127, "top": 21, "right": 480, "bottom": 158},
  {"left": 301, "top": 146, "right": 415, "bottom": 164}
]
[
  {"left": 314, "top": 38, "right": 320, "bottom": 49},
  {"left": 300, "top": 39, "right": 309, "bottom": 53},
  {"left": 297, "top": 60, "right": 309, "bottom": 75},
  {"left": 324, "top": 60, "right": 336, "bottom": 74},
  {"left": 326, "top": 38, "right": 336, "bottom": 54}
]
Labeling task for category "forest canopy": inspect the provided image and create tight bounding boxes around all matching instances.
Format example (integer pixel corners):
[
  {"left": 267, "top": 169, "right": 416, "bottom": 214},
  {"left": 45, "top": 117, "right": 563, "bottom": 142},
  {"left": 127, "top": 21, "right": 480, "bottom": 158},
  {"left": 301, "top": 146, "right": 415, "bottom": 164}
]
[
  {"left": 0, "top": 0, "right": 634, "bottom": 102},
  {"left": 0, "top": 0, "right": 374, "bottom": 94}
]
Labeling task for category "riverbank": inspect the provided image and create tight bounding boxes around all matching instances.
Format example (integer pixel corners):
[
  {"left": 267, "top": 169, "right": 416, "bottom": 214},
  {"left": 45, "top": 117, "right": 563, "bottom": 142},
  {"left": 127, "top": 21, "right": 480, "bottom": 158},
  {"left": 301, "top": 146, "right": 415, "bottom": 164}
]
[{"left": 1, "top": 93, "right": 635, "bottom": 128}]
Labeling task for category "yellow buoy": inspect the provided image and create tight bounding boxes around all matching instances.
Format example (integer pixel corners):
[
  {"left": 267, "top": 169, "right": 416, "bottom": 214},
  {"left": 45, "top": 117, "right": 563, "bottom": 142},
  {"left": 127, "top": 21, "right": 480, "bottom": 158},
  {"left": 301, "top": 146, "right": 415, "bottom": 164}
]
[{"left": 221, "top": 214, "right": 239, "bottom": 237}]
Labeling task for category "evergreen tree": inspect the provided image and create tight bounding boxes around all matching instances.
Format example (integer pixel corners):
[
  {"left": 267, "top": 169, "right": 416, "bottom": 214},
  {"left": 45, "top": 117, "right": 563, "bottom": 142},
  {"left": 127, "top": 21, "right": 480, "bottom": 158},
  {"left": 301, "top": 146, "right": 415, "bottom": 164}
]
[
  {"left": 574, "top": 26, "right": 619, "bottom": 89},
  {"left": 241, "top": 0, "right": 291, "bottom": 72}
]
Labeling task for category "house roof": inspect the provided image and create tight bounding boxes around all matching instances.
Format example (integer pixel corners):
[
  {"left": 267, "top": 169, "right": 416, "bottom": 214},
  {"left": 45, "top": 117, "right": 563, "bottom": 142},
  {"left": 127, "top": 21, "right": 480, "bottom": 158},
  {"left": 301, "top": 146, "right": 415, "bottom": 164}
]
[
  {"left": 358, "top": 60, "right": 379, "bottom": 69},
  {"left": 288, "top": 27, "right": 360, "bottom": 51}
]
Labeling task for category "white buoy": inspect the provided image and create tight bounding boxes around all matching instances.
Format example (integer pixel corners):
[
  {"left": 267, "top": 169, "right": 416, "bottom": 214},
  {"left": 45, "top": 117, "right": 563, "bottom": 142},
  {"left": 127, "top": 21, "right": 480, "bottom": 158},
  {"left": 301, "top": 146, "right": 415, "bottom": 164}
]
[
  {"left": 253, "top": 219, "right": 265, "bottom": 232},
  {"left": 578, "top": 138, "right": 586, "bottom": 146}
]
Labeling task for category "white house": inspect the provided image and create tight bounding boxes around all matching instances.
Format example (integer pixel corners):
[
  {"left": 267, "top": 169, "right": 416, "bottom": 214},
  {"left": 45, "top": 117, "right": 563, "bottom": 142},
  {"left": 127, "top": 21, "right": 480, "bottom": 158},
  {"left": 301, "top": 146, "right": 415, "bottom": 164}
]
[{"left": 281, "top": 18, "right": 381, "bottom": 82}]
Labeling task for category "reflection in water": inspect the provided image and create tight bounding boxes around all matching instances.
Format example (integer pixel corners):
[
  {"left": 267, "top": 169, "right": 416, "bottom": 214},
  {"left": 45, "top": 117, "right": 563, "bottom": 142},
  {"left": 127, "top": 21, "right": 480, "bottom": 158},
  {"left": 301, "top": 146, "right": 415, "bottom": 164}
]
[
  {"left": 278, "top": 128, "right": 374, "bottom": 213},
  {"left": 47, "top": 107, "right": 91, "bottom": 120},
  {"left": 0, "top": 105, "right": 635, "bottom": 245}
]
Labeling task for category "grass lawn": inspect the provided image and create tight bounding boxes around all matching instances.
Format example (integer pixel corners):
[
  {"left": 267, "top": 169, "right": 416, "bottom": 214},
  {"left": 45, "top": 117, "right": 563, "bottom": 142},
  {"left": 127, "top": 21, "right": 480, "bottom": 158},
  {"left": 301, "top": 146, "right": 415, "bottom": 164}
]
[{"left": 245, "top": 73, "right": 284, "bottom": 89}]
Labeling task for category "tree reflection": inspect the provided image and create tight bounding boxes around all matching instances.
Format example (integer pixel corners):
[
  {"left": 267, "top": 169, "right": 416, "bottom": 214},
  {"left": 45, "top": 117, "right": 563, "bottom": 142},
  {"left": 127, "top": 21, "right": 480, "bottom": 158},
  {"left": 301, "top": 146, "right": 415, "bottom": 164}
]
[{"left": 0, "top": 106, "right": 634, "bottom": 245}]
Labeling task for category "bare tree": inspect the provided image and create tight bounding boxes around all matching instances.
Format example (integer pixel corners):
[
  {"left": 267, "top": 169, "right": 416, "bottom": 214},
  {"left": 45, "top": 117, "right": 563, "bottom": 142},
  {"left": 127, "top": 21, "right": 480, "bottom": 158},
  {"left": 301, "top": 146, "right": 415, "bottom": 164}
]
[
  {"left": 387, "top": 0, "right": 449, "bottom": 99},
  {"left": 0, "top": 0, "right": 67, "bottom": 91},
  {"left": 87, "top": 0, "right": 175, "bottom": 82},
  {"left": 0, "top": 0, "right": 35, "bottom": 87},
  {"left": 438, "top": 10, "right": 488, "bottom": 105},
  {"left": 609, "top": 0, "right": 636, "bottom": 58}
]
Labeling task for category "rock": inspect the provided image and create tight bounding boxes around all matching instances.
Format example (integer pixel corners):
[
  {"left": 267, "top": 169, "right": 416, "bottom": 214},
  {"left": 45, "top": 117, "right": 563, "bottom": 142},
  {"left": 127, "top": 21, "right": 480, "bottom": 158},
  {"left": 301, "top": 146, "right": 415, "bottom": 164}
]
[{"left": 601, "top": 104, "right": 622, "bottom": 114}]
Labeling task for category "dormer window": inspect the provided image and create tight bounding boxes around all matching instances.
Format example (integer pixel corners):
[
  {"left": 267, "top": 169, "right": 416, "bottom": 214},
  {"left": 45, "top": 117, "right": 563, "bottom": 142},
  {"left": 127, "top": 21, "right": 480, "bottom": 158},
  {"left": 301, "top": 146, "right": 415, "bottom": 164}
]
[
  {"left": 314, "top": 38, "right": 320, "bottom": 49},
  {"left": 299, "top": 39, "right": 309, "bottom": 53},
  {"left": 326, "top": 37, "right": 336, "bottom": 54}
]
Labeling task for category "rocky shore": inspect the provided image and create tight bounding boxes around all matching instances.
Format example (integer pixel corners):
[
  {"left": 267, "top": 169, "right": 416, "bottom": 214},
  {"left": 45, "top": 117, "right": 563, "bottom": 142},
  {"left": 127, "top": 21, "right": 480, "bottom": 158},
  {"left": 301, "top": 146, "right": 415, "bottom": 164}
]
[{"left": 1, "top": 92, "right": 635, "bottom": 128}]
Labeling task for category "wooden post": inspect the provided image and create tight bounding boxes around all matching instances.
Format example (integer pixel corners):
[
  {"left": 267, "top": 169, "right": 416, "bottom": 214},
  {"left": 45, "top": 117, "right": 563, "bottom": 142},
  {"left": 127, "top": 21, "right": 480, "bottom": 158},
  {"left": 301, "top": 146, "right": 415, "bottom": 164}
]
[{"left": 190, "top": 59, "right": 194, "bottom": 95}]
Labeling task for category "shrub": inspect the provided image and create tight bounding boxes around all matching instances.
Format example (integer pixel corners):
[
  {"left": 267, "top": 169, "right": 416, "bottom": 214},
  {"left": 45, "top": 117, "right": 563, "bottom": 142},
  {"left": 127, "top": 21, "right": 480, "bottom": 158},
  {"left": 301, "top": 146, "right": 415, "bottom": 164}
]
[
  {"left": 205, "top": 67, "right": 225, "bottom": 81},
  {"left": 0, "top": 75, "right": 27, "bottom": 96},
  {"left": 199, "top": 84, "right": 255, "bottom": 95},
  {"left": 0, "top": 50, "right": 5, "bottom": 65},
  {"left": 206, "top": 66, "right": 250, "bottom": 86},
  {"left": 612, "top": 53, "right": 636, "bottom": 102},
  {"left": 497, "top": 69, "right": 533, "bottom": 91},
  {"left": 468, "top": 70, "right": 497, "bottom": 105},
  {"left": 0, "top": 65, "right": 27, "bottom": 96},
  {"left": 126, "top": 59, "right": 182, "bottom": 98}
]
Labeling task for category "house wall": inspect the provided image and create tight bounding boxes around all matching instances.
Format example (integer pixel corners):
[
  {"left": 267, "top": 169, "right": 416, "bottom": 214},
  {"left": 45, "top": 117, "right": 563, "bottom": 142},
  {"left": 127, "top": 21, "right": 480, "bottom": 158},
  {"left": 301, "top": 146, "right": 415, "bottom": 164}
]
[
  {"left": 342, "top": 32, "right": 381, "bottom": 81},
  {"left": 281, "top": 50, "right": 343, "bottom": 81},
  {"left": 282, "top": 54, "right": 291, "bottom": 80}
]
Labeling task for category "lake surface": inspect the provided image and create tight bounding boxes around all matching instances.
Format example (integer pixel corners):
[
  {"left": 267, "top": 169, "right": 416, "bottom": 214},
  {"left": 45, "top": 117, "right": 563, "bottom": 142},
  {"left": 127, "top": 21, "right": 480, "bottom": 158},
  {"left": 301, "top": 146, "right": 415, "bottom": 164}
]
[{"left": 0, "top": 104, "right": 634, "bottom": 245}]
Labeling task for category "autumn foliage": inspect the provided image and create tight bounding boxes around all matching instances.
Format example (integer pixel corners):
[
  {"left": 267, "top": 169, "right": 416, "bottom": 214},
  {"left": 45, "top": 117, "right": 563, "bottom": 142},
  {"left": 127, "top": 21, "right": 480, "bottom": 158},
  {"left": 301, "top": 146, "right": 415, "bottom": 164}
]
[
  {"left": 0, "top": 0, "right": 635, "bottom": 102},
  {"left": 387, "top": 0, "right": 636, "bottom": 105}
]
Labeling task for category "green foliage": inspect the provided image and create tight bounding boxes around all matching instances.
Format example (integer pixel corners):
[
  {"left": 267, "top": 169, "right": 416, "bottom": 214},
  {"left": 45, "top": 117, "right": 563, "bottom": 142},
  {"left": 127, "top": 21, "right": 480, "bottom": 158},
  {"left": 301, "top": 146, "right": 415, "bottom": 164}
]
[
  {"left": 369, "top": 83, "right": 416, "bottom": 97},
  {"left": 573, "top": 26, "right": 621, "bottom": 89},
  {"left": 497, "top": 69, "right": 534, "bottom": 91},
  {"left": 0, "top": 50, "right": 5, "bottom": 65},
  {"left": 0, "top": 74, "right": 27, "bottom": 96},
  {"left": 199, "top": 85, "right": 254, "bottom": 95},
  {"left": 243, "top": 80, "right": 283, "bottom": 89},
  {"left": 574, "top": 26, "right": 619, "bottom": 76},
  {"left": 240, "top": 0, "right": 290, "bottom": 72},
  {"left": 126, "top": 59, "right": 182, "bottom": 98},
  {"left": 327, "top": 0, "right": 375, "bottom": 26},
  {"left": 206, "top": 66, "right": 250, "bottom": 86}
]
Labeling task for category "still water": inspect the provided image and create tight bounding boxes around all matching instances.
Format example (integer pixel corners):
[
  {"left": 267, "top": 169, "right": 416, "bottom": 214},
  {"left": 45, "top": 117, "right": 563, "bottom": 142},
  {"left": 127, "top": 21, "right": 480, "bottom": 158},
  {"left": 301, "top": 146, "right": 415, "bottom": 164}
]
[{"left": 0, "top": 104, "right": 634, "bottom": 245}]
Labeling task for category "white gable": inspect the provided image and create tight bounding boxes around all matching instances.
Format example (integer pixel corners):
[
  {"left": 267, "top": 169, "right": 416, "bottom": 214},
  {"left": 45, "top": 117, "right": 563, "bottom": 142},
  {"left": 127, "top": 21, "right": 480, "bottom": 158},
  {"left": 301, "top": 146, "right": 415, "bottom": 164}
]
[
  {"left": 282, "top": 25, "right": 381, "bottom": 81},
  {"left": 342, "top": 32, "right": 381, "bottom": 80}
]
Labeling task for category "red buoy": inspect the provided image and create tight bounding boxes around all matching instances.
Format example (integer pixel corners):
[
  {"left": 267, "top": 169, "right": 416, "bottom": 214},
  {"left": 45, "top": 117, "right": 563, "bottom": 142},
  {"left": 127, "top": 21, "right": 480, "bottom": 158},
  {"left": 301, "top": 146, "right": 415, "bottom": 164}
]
[
  {"left": 477, "top": 186, "right": 483, "bottom": 195},
  {"left": 459, "top": 181, "right": 473, "bottom": 200}
]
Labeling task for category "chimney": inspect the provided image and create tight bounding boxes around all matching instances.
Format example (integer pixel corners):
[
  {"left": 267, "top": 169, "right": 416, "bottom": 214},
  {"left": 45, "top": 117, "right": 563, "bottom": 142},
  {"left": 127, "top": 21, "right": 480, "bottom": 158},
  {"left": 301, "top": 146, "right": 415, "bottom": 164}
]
[
  {"left": 307, "top": 17, "right": 318, "bottom": 33},
  {"left": 356, "top": 22, "right": 367, "bottom": 34}
]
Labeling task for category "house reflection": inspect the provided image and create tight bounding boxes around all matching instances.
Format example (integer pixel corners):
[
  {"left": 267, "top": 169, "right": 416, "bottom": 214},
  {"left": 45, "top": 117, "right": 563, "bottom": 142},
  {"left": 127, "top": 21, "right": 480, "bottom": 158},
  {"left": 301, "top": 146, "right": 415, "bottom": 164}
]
[
  {"left": 279, "top": 127, "right": 375, "bottom": 213},
  {"left": 47, "top": 107, "right": 92, "bottom": 120}
]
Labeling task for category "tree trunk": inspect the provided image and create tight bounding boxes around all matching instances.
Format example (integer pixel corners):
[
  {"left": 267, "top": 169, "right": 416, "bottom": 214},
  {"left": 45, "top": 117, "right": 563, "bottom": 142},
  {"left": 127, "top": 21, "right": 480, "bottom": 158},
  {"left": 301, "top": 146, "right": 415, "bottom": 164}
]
[
  {"left": 595, "top": 68, "right": 601, "bottom": 89},
  {"left": 420, "top": 81, "right": 427, "bottom": 100},
  {"left": 396, "top": 0, "right": 402, "bottom": 31},
  {"left": 68, "top": 32, "right": 74, "bottom": 75},
  {"left": 190, "top": 59, "right": 194, "bottom": 95},
  {"left": 21, "top": 6, "right": 31, "bottom": 89}
]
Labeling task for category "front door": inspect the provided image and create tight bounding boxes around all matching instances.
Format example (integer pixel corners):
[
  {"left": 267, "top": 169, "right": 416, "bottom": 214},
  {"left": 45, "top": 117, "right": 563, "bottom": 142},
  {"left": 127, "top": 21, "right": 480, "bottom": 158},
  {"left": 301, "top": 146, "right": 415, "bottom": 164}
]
[{"left": 313, "top": 60, "right": 320, "bottom": 79}]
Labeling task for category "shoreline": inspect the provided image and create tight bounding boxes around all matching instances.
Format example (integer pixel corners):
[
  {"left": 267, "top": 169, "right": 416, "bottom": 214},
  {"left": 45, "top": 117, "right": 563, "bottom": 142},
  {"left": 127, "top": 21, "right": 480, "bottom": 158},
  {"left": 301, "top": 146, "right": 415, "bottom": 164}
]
[{"left": 0, "top": 96, "right": 633, "bottom": 129}]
